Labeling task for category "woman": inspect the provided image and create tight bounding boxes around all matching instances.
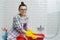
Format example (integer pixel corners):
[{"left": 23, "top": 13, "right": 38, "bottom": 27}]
[{"left": 7, "top": 2, "right": 28, "bottom": 40}]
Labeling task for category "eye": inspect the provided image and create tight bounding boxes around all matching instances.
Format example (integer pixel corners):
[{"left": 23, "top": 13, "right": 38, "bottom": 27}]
[{"left": 20, "top": 9, "right": 27, "bottom": 10}]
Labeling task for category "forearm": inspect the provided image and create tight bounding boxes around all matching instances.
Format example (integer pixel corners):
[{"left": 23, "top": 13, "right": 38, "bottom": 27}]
[
  {"left": 20, "top": 28, "right": 26, "bottom": 33},
  {"left": 13, "top": 17, "right": 27, "bottom": 33}
]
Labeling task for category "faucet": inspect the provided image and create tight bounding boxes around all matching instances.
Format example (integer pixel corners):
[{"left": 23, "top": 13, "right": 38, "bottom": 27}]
[{"left": 37, "top": 25, "right": 44, "bottom": 33}]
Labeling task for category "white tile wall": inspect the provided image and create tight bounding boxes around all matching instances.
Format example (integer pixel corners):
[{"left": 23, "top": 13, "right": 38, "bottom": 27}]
[{"left": 0, "top": 0, "right": 60, "bottom": 40}]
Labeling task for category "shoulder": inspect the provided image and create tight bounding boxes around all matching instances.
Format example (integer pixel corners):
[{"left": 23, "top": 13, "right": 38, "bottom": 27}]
[
  {"left": 26, "top": 15, "right": 29, "bottom": 20},
  {"left": 13, "top": 14, "right": 20, "bottom": 19}
]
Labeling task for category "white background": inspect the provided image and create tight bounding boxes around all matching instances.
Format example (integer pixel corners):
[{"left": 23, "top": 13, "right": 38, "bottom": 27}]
[{"left": 0, "top": 0, "right": 60, "bottom": 40}]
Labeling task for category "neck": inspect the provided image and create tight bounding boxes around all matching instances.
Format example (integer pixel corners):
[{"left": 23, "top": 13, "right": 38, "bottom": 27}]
[{"left": 19, "top": 14, "right": 26, "bottom": 18}]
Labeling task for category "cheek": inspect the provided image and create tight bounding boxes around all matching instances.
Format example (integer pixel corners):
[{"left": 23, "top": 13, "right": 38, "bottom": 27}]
[{"left": 19, "top": 10, "right": 27, "bottom": 13}]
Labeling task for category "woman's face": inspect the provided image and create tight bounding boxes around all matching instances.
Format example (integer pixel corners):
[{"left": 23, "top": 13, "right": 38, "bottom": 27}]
[{"left": 19, "top": 6, "right": 27, "bottom": 16}]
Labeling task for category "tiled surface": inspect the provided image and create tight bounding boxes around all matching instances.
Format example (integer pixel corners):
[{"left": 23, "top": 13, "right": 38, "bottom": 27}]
[{"left": 0, "top": 0, "right": 60, "bottom": 40}]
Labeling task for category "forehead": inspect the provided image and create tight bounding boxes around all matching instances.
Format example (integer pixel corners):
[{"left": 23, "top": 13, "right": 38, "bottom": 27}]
[{"left": 20, "top": 6, "right": 27, "bottom": 9}]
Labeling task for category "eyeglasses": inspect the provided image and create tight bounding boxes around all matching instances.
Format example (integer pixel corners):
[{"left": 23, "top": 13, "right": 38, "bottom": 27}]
[{"left": 20, "top": 9, "right": 27, "bottom": 10}]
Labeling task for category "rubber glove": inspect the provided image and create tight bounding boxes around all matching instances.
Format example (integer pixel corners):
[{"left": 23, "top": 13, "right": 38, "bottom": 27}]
[{"left": 26, "top": 29, "right": 37, "bottom": 39}]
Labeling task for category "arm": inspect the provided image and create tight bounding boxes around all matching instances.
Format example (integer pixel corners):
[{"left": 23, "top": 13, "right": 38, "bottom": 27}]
[{"left": 13, "top": 16, "right": 26, "bottom": 33}]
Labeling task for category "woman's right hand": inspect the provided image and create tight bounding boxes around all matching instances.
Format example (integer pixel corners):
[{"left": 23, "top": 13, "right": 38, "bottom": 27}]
[{"left": 26, "top": 29, "right": 37, "bottom": 39}]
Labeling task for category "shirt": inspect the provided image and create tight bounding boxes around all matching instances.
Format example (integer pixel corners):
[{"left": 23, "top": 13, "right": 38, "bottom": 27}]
[{"left": 7, "top": 14, "right": 28, "bottom": 40}]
